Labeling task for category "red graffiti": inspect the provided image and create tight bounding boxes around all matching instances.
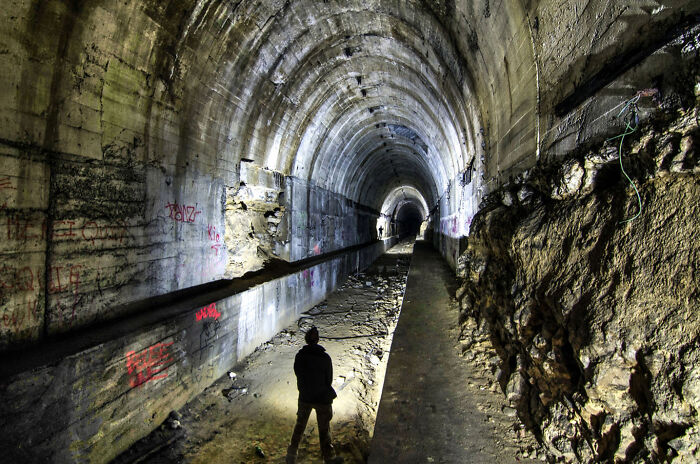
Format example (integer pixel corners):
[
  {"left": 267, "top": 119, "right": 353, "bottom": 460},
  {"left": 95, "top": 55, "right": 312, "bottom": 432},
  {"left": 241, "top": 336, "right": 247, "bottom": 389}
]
[
  {"left": 207, "top": 224, "right": 219, "bottom": 241},
  {"left": 0, "top": 265, "right": 35, "bottom": 291},
  {"left": 4, "top": 216, "right": 129, "bottom": 245},
  {"left": 196, "top": 302, "right": 221, "bottom": 321},
  {"left": 0, "top": 264, "right": 81, "bottom": 295},
  {"left": 313, "top": 244, "right": 321, "bottom": 255},
  {"left": 48, "top": 265, "right": 82, "bottom": 294},
  {"left": 126, "top": 341, "right": 174, "bottom": 388},
  {"left": 207, "top": 224, "right": 222, "bottom": 255},
  {"left": 48, "top": 265, "right": 82, "bottom": 328},
  {"left": 5, "top": 216, "right": 43, "bottom": 241},
  {"left": 166, "top": 202, "right": 201, "bottom": 223},
  {"left": 0, "top": 177, "right": 16, "bottom": 190},
  {"left": 2, "top": 299, "right": 39, "bottom": 334},
  {"left": 52, "top": 220, "right": 77, "bottom": 238},
  {"left": 81, "top": 221, "right": 128, "bottom": 245},
  {"left": 0, "top": 177, "right": 14, "bottom": 214}
]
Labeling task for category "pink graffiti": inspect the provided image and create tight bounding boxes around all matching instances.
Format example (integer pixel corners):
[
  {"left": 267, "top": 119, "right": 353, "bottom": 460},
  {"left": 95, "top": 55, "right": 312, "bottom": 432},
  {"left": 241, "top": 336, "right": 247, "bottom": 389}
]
[
  {"left": 196, "top": 302, "right": 221, "bottom": 321},
  {"left": 126, "top": 341, "right": 174, "bottom": 388},
  {"left": 302, "top": 268, "right": 316, "bottom": 287},
  {"left": 207, "top": 224, "right": 219, "bottom": 241},
  {"left": 165, "top": 202, "right": 201, "bottom": 223},
  {"left": 313, "top": 244, "right": 321, "bottom": 255},
  {"left": 207, "top": 224, "right": 222, "bottom": 255}
]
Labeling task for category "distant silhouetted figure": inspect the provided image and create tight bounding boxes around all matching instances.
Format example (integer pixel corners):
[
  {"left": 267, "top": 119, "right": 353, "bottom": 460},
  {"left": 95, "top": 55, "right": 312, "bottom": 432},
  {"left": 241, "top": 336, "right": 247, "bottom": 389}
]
[
  {"left": 378, "top": 226, "right": 383, "bottom": 238},
  {"left": 286, "top": 327, "right": 343, "bottom": 464}
]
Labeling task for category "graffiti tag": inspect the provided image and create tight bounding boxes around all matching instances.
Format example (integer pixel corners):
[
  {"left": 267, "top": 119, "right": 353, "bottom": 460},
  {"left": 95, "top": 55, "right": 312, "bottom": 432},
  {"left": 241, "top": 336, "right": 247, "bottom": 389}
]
[
  {"left": 165, "top": 202, "right": 201, "bottom": 223},
  {"left": 196, "top": 302, "right": 221, "bottom": 321},
  {"left": 126, "top": 341, "right": 174, "bottom": 388}
]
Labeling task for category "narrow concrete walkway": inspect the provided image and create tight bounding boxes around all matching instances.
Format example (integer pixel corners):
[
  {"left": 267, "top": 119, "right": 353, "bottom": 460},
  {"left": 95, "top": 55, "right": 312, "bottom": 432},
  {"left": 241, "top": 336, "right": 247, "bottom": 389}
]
[{"left": 369, "top": 240, "right": 533, "bottom": 464}]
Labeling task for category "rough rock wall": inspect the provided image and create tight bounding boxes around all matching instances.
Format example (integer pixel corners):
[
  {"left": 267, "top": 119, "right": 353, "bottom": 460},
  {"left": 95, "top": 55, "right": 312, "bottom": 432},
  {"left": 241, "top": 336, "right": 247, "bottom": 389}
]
[
  {"left": 456, "top": 109, "right": 699, "bottom": 463},
  {"left": 224, "top": 163, "right": 287, "bottom": 278}
]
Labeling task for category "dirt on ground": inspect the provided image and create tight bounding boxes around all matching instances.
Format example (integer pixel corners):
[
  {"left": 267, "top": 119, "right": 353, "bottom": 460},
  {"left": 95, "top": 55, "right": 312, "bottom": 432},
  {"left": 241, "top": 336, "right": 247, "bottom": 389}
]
[{"left": 114, "top": 240, "right": 542, "bottom": 463}]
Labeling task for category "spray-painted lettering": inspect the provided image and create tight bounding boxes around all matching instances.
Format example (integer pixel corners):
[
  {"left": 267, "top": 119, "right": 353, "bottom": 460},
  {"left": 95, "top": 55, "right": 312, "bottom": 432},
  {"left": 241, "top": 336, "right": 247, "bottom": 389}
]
[
  {"left": 5, "top": 216, "right": 129, "bottom": 245},
  {"left": 81, "top": 221, "right": 128, "bottom": 245},
  {"left": 0, "top": 177, "right": 14, "bottom": 213},
  {"left": 302, "top": 268, "right": 316, "bottom": 288},
  {"left": 0, "top": 177, "right": 16, "bottom": 191},
  {"left": 126, "top": 341, "right": 174, "bottom": 388},
  {"left": 1, "top": 299, "right": 39, "bottom": 334},
  {"left": 0, "top": 265, "right": 35, "bottom": 291},
  {"left": 207, "top": 224, "right": 222, "bottom": 255},
  {"left": 6, "top": 216, "right": 43, "bottom": 241},
  {"left": 196, "top": 302, "right": 221, "bottom": 321},
  {"left": 165, "top": 202, "right": 201, "bottom": 223},
  {"left": 48, "top": 265, "right": 82, "bottom": 294},
  {"left": 0, "top": 264, "right": 82, "bottom": 295},
  {"left": 52, "top": 220, "right": 77, "bottom": 238}
]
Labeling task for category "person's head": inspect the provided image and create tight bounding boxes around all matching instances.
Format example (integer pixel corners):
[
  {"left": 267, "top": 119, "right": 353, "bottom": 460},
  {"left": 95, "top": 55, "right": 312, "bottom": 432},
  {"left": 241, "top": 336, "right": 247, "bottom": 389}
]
[{"left": 305, "top": 326, "right": 320, "bottom": 345}]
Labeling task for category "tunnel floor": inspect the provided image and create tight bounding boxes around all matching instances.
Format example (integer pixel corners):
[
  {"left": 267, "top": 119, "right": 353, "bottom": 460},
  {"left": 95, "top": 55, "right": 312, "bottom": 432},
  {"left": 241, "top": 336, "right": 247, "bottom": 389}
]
[
  {"left": 368, "top": 241, "right": 541, "bottom": 464},
  {"left": 113, "top": 240, "right": 541, "bottom": 463}
]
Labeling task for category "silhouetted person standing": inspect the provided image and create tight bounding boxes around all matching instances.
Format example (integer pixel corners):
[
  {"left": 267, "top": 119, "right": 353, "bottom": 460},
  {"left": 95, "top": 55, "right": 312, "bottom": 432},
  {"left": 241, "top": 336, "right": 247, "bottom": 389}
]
[{"left": 286, "top": 327, "right": 343, "bottom": 464}]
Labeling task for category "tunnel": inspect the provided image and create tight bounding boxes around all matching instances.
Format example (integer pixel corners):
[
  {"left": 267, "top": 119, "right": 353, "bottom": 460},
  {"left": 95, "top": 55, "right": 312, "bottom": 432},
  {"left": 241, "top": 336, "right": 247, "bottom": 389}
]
[
  {"left": 394, "top": 203, "right": 423, "bottom": 239},
  {"left": 0, "top": 1, "right": 698, "bottom": 462}
]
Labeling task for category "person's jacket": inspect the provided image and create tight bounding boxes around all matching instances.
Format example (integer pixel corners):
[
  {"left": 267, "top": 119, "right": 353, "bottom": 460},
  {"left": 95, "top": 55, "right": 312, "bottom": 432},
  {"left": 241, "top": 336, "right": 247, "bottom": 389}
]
[{"left": 294, "top": 344, "right": 337, "bottom": 404}]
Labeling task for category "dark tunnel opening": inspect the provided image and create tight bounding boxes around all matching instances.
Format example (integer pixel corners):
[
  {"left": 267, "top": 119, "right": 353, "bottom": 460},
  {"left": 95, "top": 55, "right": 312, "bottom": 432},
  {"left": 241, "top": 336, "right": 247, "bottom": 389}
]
[{"left": 395, "top": 203, "right": 423, "bottom": 239}]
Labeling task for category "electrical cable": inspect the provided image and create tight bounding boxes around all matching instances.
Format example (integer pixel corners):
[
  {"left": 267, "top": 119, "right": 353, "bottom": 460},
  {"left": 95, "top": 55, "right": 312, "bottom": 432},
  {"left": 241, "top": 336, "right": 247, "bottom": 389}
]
[{"left": 606, "top": 94, "right": 643, "bottom": 224}]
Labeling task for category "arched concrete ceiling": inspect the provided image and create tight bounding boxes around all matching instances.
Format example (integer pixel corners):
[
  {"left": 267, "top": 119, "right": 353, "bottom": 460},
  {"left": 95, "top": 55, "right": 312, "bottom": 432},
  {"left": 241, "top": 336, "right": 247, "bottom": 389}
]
[
  {"left": 381, "top": 186, "right": 429, "bottom": 222},
  {"left": 6, "top": 0, "right": 697, "bottom": 213},
  {"left": 219, "top": 1, "right": 481, "bottom": 210}
]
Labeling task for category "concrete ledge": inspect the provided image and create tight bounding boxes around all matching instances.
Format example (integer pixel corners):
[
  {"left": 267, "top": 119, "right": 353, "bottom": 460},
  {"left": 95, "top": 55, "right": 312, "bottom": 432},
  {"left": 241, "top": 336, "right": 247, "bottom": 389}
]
[
  {"left": 432, "top": 231, "right": 464, "bottom": 272},
  {"left": 0, "top": 237, "right": 397, "bottom": 463}
]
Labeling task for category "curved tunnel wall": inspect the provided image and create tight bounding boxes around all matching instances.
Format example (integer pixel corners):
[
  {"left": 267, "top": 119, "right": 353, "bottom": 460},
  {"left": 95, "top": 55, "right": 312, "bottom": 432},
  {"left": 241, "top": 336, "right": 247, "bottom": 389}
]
[{"left": 0, "top": 0, "right": 698, "bottom": 460}]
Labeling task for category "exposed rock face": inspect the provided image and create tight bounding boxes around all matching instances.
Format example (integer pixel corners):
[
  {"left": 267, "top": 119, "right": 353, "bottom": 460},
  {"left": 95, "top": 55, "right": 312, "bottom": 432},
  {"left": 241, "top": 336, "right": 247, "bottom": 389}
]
[
  {"left": 456, "top": 109, "right": 700, "bottom": 463},
  {"left": 225, "top": 164, "right": 286, "bottom": 278}
]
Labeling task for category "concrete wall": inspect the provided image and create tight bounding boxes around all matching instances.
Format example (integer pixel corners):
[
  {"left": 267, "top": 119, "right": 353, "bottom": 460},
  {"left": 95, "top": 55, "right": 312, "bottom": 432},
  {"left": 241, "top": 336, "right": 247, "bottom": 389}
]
[
  {"left": 0, "top": 237, "right": 396, "bottom": 463},
  {"left": 428, "top": 168, "right": 482, "bottom": 271},
  {"left": 285, "top": 177, "right": 378, "bottom": 262},
  {"left": 429, "top": 6, "right": 699, "bottom": 271}
]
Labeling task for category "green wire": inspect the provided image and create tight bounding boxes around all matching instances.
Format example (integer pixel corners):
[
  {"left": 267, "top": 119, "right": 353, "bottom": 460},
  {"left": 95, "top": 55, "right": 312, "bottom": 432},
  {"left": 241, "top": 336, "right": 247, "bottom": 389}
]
[{"left": 606, "top": 96, "right": 643, "bottom": 224}]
